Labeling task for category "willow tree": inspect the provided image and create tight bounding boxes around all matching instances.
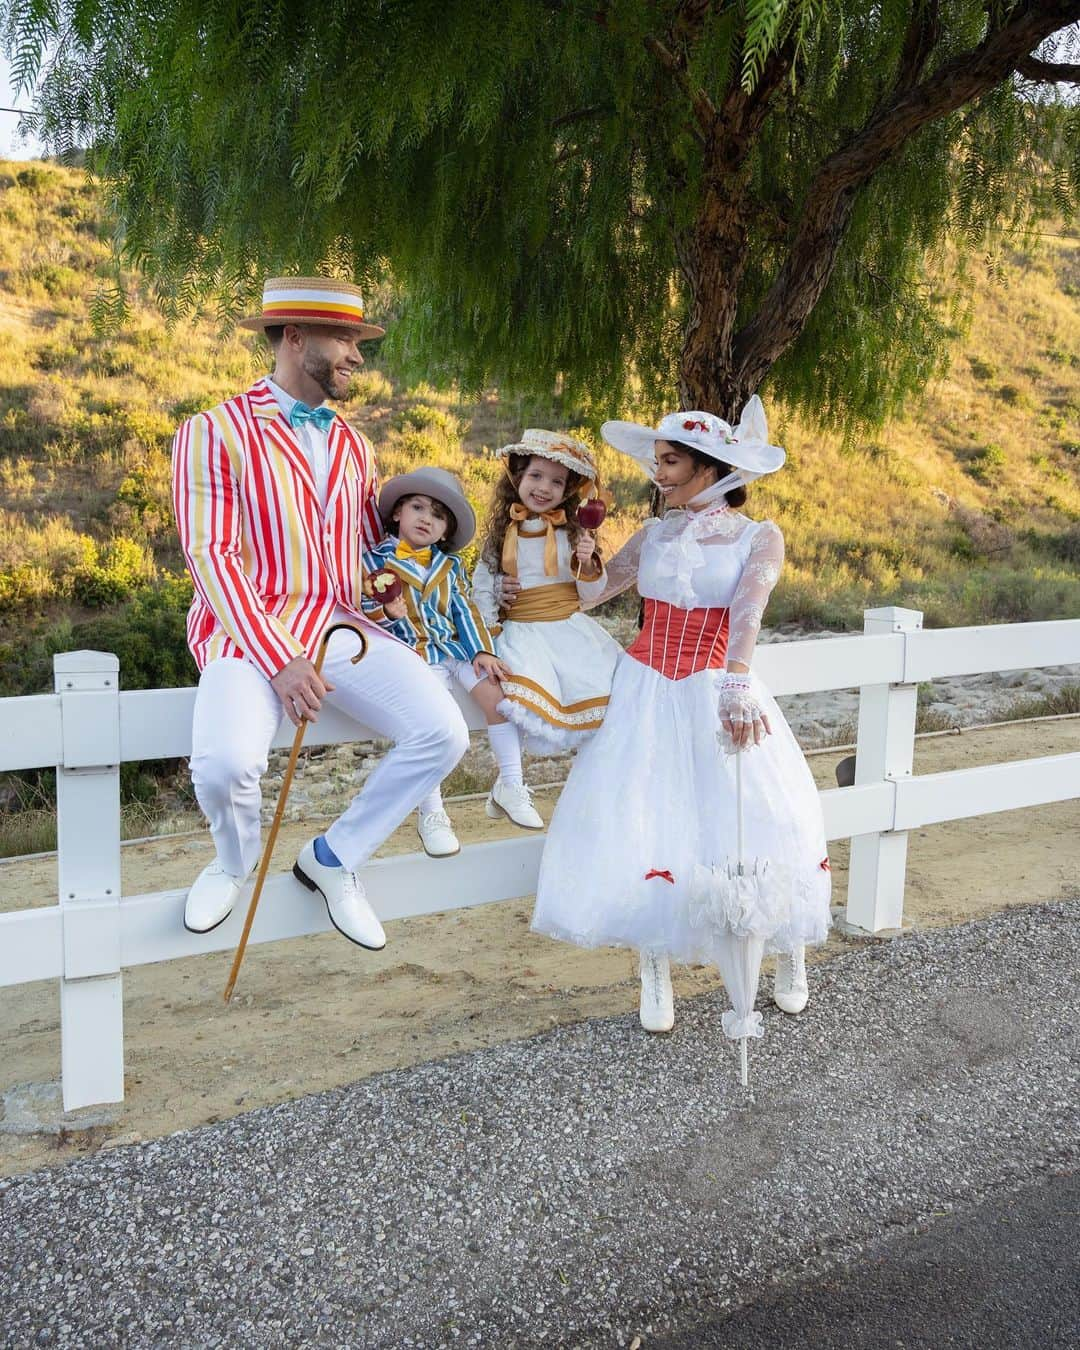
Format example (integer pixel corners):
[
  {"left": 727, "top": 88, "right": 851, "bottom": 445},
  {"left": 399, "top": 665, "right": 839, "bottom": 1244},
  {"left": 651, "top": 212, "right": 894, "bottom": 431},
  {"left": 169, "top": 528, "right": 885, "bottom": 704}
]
[{"left": 5, "top": 1, "right": 1080, "bottom": 423}]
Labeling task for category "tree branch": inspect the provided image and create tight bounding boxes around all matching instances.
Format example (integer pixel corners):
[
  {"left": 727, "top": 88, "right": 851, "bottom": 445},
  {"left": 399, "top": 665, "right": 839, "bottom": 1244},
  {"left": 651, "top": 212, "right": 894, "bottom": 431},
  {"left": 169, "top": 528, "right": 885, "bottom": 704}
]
[
  {"left": 550, "top": 104, "right": 610, "bottom": 130},
  {"left": 643, "top": 32, "right": 716, "bottom": 142},
  {"left": 1017, "top": 53, "right": 1080, "bottom": 81},
  {"left": 733, "top": 0, "right": 1080, "bottom": 392},
  {"left": 896, "top": 0, "right": 942, "bottom": 88}
]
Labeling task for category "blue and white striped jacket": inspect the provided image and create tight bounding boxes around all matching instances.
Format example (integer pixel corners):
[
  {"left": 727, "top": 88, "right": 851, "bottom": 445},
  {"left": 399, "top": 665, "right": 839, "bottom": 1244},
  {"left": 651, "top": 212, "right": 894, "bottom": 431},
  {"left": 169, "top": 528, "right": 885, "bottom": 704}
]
[{"left": 361, "top": 536, "right": 495, "bottom": 665}]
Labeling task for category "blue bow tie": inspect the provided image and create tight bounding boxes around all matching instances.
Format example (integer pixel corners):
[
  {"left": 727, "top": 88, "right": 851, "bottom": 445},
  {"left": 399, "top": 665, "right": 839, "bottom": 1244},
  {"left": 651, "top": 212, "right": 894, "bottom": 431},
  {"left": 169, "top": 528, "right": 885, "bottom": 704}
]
[{"left": 289, "top": 402, "right": 336, "bottom": 433}]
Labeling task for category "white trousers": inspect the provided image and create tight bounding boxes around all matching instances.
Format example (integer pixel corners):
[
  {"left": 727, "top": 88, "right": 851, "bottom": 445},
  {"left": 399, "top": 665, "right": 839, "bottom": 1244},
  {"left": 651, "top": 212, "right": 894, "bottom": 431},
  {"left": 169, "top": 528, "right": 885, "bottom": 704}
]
[{"left": 189, "top": 628, "right": 470, "bottom": 876}]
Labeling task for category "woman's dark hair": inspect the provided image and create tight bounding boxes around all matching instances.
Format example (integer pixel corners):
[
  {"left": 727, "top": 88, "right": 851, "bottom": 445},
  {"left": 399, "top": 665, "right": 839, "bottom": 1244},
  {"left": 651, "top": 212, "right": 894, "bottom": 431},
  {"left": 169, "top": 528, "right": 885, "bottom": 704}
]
[
  {"left": 666, "top": 440, "right": 747, "bottom": 508},
  {"left": 386, "top": 493, "right": 459, "bottom": 551}
]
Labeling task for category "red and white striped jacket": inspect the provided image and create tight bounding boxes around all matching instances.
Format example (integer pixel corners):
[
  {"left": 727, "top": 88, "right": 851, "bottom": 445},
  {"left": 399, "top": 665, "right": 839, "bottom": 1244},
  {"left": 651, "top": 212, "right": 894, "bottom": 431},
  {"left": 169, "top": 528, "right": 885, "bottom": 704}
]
[{"left": 172, "top": 379, "right": 385, "bottom": 679}]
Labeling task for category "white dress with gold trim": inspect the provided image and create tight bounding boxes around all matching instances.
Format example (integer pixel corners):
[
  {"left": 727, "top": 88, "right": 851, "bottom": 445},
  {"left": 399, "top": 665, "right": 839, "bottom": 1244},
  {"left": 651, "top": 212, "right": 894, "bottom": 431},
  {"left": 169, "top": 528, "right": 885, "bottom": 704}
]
[{"left": 472, "top": 529, "right": 621, "bottom": 756}]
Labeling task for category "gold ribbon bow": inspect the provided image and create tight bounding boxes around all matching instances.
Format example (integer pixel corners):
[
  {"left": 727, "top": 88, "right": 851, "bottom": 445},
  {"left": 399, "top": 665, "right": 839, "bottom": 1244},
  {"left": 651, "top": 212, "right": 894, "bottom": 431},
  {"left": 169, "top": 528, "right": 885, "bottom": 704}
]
[
  {"left": 502, "top": 503, "right": 566, "bottom": 578},
  {"left": 395, "top": 539, "right": 433, "bottom": 568}
]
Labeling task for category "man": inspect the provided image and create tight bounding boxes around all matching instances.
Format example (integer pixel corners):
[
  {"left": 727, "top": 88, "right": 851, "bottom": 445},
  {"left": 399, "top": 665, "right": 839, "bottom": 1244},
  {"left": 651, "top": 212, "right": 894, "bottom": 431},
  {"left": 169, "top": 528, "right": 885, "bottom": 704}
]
[{"left": 172, "top": 277, "right": 469, "bottom": 946}]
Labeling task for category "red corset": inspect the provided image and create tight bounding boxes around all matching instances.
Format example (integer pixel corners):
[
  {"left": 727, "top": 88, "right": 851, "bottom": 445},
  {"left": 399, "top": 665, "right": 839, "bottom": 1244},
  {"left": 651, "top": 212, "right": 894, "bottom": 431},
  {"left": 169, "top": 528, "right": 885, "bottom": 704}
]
[{"left": 626, "top": 599, "right": 729, "bottom": 680}]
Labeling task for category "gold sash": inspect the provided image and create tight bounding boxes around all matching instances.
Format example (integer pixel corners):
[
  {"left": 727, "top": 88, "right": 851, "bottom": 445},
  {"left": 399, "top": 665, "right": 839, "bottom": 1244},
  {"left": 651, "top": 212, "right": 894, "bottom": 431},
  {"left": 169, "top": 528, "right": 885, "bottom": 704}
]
[{"left": 503, "top": 581, "right": 581, "bottom": 623}]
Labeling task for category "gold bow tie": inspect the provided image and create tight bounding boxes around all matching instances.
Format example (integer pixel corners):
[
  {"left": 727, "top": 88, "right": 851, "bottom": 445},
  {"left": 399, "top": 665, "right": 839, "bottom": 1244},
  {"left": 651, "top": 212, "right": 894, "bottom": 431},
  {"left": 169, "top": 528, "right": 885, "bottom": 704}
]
[
  {"left": 502, "top": 503, "right": 566, "bottom": 578},
  {"left": 395, "top": 539, "right": 433, "bottom": 567}
]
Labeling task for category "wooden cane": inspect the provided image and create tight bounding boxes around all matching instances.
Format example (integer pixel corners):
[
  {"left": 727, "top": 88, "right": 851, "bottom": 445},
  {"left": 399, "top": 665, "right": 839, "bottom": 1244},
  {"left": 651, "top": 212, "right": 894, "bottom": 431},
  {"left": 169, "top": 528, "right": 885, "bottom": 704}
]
[{"left": 223, "top": 622, "right": 368, "bottom": 1003}]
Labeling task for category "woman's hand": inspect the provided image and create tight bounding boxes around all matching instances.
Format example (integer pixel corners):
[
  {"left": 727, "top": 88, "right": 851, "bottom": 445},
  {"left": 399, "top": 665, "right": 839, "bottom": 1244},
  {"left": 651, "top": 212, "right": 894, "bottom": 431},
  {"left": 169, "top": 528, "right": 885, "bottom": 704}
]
[
  {"left": 499, "top": 575, "right": 523, "bottom": 612},
  {"left": 574, "top": 532, "right": 598, "bottom": 569},
  {"left": 473, "top": 652, "right": 512, "bottom": 683},
  {"left": 717, "top": 671, "right": 771, "bottom": 751},
  {"left": 383, "top": 596, "right": 408, "bottom": 621}
]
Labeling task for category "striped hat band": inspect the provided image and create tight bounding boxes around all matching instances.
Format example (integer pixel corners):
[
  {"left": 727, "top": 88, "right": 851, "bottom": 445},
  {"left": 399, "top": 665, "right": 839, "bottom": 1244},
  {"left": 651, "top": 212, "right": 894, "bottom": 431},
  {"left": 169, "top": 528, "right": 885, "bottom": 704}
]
[{"left": 238, "top": 277, "right": 385, "bottom": 338}]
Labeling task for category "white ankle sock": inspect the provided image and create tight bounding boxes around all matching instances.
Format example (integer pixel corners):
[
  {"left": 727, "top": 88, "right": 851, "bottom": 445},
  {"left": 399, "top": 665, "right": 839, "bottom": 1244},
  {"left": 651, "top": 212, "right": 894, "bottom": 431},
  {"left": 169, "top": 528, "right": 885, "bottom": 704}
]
[
  {"left": 418, "top": 787, "right": 444, "bottom": 817},
  {"left": 487, "top": 722, "right": 523, "bottom": 787}
]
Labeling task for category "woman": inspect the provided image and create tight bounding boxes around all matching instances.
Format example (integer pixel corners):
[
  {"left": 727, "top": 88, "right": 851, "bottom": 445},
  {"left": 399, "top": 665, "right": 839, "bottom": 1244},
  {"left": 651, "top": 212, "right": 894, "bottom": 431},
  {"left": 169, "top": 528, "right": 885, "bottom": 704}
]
[{"left": 531, "top": 399, "right": 830, "bottom": 1035}]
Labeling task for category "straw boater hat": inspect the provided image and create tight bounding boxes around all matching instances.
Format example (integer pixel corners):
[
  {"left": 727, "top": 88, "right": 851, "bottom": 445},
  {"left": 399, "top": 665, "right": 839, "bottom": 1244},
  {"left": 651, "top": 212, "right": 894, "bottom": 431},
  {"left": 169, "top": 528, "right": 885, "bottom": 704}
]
[
  {"left": 601, "top": 395, "right": 785, "bottom": 485},
  {"left": 239, "top": 276, "right": 385, "bottom": 339},
  {"left": 496, "top": 429, "right": 599, "bottom": 490},
  {"left": 378, "top": 467, "right": 475, "bottom": 553}
]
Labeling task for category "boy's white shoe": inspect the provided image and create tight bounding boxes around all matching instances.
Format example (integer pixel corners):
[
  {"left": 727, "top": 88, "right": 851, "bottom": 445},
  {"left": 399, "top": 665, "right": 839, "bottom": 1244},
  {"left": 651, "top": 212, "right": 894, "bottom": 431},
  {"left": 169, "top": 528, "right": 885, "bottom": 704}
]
[
  {"left": 486, "top": 778, "right": 544, "bottom": 830},
  {"left": 293, "top": 839, "right": 386, "bottom": 950},
  {"left": 418, "top": 809, "right": 460, "bottom": 858},
  {"left": 184, "top": 860, "right": 246, "bottom": 934},
  {"left": 773, "top": 945, "right": 809, "bottom": 1014},
  {"left": 639, "top": 950, "right": 675, "bottom": 1033}
]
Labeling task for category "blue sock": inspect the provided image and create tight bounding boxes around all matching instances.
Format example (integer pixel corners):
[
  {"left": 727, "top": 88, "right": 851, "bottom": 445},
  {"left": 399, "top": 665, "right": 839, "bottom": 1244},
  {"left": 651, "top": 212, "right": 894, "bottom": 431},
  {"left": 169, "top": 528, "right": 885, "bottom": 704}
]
[{"left": 313, "top": 834, "right": 342, "bottom": 868}]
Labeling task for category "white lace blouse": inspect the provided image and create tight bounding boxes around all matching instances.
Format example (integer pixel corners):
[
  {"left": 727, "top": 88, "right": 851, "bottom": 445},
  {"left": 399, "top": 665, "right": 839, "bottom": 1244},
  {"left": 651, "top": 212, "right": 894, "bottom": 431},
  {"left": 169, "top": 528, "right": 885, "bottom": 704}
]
[{"left": 577, "top": 507, "right": 784, "bottom": 668}]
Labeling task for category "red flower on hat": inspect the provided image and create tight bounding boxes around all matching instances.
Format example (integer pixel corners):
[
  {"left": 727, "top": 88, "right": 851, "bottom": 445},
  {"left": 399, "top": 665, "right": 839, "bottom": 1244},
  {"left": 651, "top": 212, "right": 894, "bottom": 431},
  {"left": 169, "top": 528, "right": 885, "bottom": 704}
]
[{"left": 683, "top": 419, "right": 709, "bottom": 433}]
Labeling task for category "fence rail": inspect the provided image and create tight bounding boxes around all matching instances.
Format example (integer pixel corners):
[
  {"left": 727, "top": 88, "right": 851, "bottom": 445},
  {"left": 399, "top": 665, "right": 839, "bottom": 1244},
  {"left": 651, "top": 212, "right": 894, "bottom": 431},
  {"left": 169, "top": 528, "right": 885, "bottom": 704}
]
[{"left": 1, "top": 607, "right": 1078, "bottom": 1112}]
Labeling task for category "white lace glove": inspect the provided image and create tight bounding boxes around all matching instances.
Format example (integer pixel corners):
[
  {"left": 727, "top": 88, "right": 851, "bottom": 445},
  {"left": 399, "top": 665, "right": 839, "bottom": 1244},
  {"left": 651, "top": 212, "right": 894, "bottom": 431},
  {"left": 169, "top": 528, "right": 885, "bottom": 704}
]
[{"left": 717, "top": 671, "right": 772, "bottom": 752}]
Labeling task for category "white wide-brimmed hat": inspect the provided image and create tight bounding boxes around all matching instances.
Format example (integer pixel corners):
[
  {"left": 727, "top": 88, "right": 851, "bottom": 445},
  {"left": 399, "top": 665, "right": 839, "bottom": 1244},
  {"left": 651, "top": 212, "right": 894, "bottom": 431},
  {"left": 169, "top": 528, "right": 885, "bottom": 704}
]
[
  {"left": 496, "top": 429, "right": 598, "bottom": 486},
  {"left": 378, "top": 467, "right": 475, "bottom": 552},
  {"left": 239, "top": 276, "right": 386, "bottom": 339},
  {"left": 601, "top": 396, "right": 784, "bottom": 484}
]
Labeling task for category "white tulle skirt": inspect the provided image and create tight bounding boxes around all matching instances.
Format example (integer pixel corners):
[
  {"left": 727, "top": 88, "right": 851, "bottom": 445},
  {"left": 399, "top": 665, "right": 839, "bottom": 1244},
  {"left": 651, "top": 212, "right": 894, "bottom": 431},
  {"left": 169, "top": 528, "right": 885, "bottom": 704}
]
[
  {"left": 495, "top": 612, "right": 622, "bottom": 756},
  {"left": 532, "top": 654, "right": 831, "bottom": 962}
]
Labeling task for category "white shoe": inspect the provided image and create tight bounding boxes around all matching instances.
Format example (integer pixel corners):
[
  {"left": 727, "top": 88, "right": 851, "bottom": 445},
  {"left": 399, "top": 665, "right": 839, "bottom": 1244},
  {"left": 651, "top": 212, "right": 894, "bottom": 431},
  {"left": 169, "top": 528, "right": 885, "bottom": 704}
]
[
  {"left": 639, "top": 950, "right": 675, "bottom": 1033},
  {"left": 418, "top": 808, "right": 460, "bottom": 858},
  {"left": 184, "top": 860, "right": 245, "bottom": 934},
  {"left": 485, "top": 778, "right": 544, "bottom": 830},
  {"left": 774, "top": 945, "right": 809, "bottom": 1014},
  {"left": 293, "top": 840, "right": 386, "bottom": 950}
]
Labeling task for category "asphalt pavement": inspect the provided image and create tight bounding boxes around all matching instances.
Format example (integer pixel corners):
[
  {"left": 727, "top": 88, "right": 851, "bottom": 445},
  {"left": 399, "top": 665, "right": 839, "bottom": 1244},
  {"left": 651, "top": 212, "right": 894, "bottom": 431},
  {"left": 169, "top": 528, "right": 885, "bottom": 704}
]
[{"left": 1, "top": 899, "right": 1077, "bottom": 1348}]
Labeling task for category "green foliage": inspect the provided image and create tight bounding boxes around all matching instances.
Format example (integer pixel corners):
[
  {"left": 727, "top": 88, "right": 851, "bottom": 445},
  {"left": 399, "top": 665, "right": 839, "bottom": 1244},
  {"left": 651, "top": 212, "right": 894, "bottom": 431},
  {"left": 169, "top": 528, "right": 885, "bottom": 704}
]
[
  {"left": 966, "top": 442, "right": 1007, "bottom": 482},
  {"left": 70, "top": 535, "right": 155, "bottom": 606},
  {"left": 6, "top": 1, "right": 1079, "bottom": 428}
]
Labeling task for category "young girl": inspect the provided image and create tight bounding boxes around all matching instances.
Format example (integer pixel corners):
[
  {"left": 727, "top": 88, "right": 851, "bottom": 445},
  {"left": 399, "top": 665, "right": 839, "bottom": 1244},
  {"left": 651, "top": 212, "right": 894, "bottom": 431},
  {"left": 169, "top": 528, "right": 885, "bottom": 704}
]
[
  {"left": 362, "top": 466, "right": 534, "bottom": 854},
  {"left": 531, "top": 400, "right": 830, "bottom": 1036},
  {"left": 472, "top": 430, "right": 623, "bottom": 826}
]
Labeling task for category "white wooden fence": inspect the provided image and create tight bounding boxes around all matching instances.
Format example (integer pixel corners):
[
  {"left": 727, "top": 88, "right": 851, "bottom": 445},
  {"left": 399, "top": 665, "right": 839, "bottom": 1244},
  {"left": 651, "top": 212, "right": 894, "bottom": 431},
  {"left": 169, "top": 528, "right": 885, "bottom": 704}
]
[{"left": 1, "top": 606, "right": 1078, "bottom": 1113}]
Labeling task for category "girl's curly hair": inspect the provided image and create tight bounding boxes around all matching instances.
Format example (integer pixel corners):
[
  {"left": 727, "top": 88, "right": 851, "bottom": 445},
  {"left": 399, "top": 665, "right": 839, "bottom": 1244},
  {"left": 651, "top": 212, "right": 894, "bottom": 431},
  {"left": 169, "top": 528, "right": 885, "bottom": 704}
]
[{"left": 479, "top": 454, "right": 595, "bottom": 571}]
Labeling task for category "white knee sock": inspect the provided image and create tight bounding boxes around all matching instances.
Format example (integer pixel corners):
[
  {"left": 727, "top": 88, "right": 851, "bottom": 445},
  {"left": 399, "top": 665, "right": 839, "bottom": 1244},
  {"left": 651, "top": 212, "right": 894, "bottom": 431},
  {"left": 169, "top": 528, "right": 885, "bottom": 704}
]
[
  {"left": 418, "top": 785, "right": 445, "bottom": 817},
  {"left": 487, "top": 721, "right": 523, "bottom": 787}
]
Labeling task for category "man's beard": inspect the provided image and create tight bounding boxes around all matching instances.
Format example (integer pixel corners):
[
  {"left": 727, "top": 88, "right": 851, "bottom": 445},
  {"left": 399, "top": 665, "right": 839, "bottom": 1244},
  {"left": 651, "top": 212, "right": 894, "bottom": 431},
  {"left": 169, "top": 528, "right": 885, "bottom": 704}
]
[{"left": 302, "top": 349, "right": 341, "bottom": 400}]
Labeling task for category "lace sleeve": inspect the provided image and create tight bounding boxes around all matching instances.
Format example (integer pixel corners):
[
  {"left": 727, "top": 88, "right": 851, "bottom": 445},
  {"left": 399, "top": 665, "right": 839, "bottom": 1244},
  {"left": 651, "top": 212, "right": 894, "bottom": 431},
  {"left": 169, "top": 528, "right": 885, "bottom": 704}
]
[
  {"left": 727, "top": 521, "right": 784, "bottom": 668},
  {"left": 577, "top": 522, "right": 653, "bottom": 610},
  {"left": 470, "top": 558, "right": 501, "bottom": 630}
]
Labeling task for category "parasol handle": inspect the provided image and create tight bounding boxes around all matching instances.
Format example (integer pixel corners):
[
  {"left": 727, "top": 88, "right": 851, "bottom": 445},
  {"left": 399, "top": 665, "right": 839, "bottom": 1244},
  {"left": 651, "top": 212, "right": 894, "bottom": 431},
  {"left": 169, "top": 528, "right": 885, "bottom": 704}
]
[{"left": 735, "top": 746, "right": 744, "bottom": 873}]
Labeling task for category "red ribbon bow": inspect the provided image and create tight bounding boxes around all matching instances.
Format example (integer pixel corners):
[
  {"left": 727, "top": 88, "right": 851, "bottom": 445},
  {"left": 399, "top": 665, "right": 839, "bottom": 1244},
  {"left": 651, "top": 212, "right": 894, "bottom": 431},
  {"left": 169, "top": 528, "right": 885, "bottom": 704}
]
[{"left": 644, "top": 868, "right": 675, "bottom": 884}]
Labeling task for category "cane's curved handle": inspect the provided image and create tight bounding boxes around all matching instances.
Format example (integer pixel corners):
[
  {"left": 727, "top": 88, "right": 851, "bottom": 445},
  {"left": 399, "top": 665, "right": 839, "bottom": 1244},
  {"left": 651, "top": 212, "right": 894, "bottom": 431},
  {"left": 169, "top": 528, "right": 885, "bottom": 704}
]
[{"left": 313, "top": 621, "right": 369, "bottom": 677}]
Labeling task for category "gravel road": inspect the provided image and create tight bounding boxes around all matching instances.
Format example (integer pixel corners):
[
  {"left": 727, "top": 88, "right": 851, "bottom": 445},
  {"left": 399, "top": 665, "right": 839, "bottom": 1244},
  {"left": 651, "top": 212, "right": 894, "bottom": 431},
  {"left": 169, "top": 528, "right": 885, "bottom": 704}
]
[{"left": 1, "top": 899, "right": 1077, "bottom": 1349}]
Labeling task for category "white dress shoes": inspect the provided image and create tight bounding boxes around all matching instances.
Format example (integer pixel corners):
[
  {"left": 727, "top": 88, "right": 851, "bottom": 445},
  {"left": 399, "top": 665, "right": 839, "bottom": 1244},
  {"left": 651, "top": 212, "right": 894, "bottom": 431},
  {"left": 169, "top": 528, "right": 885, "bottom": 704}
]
[
  {"left": 184, "top": 859, "right": 246, "bottom": 934},
  {"left": 773, "top": 945, "right": 809, "bottom": 1014},
  {"left": 417, "top": 808, "right": 461, "bottom": 858},
  {"left": 293, "top": 839, "right": 386, "bottom": 950},
  {"left": 485, "top": 778, "right": 544, "bottom": 830},
  {"left": 639, "top": 949, "right": 675, "bottom": 1033}
]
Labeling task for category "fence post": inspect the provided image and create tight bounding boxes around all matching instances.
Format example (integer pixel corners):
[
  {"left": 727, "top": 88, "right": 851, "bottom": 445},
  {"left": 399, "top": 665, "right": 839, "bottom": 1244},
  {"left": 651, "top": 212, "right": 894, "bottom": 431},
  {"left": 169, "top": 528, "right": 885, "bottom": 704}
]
[
  {"left": 53, "top": 650, "right": 124, "bottom": 1112},
  {"left": 844, "top": 606, "right": 923, "bottom": 934}
]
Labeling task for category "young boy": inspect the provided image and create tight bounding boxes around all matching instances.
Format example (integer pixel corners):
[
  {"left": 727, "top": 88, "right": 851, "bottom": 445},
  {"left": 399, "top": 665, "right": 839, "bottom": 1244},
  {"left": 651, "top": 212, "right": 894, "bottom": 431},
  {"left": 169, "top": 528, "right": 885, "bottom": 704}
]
[{"left": 363, "top": 467, "right": 542, "bottom": 856}]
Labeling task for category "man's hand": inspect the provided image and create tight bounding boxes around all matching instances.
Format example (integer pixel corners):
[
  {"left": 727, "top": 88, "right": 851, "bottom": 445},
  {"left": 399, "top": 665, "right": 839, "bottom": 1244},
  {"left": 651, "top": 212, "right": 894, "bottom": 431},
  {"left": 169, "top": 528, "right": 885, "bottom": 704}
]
[
  {"left": 473, "top": 652, "right": 512, "bottom": 683},
  {"left": 271, "top": 656, "right": 335, "bottom": 727},
  {"left": 383, "top": 596, "right": 408, "bottom": 621}
]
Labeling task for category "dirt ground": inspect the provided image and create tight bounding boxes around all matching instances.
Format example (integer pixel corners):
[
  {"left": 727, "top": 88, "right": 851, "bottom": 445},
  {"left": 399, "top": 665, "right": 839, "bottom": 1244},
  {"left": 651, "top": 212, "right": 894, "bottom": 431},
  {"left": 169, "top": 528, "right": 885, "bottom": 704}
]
[{"left": 2, "top": 719, "right": 1077, "bottom": 1177}]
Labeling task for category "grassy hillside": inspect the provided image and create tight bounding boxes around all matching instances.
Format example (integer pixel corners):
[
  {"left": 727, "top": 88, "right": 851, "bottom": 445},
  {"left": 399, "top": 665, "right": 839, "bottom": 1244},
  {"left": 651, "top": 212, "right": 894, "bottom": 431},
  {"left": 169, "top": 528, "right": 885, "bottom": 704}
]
[{"left": 1, "top": 157, "right": 1079, "bottom": 705}]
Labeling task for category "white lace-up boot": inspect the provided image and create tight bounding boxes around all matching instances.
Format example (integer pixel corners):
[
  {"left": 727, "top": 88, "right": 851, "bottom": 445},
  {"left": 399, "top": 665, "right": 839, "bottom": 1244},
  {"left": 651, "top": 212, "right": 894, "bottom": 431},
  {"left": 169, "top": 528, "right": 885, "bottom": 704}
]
[
  {"left": 773, "top": 945, "right": 809, "bottom": 1014},
  {"left": 417, "top": 808, "right": 461, "bottom": 858},
  {"left": 639, "top": 949, "right": 675, "bottom": 1033},
  {"left": 486, "top": 778, "right": 544, "bottom": 830}
]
